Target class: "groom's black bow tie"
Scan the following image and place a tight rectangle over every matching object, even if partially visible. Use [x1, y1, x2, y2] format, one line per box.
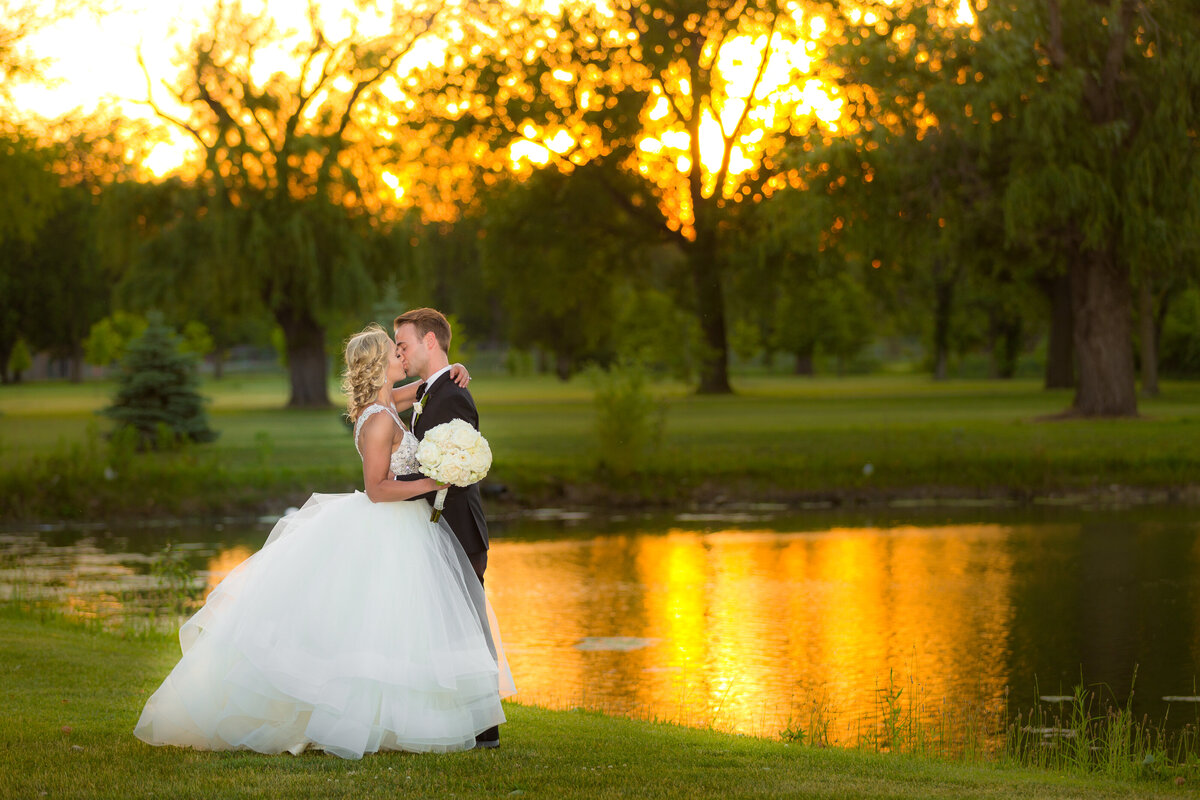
[415, 382, 428, 401]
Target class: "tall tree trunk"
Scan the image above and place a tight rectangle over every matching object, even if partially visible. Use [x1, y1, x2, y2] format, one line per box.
[67, 353, 83, 383]
[1069, 250, 1137, 416]
[212, 350, 226, 380]
[276, 307, 330, 408]
[0, 335, 12, 384]
[794, 345, 815, 376]
[991, 315, 1021, 379]
[554, 352, 572, 381]
[689, 234, 732, 394]
[1138, 275, 1159, 397]
[1153, 287, 1173, 374]
[1042, 272, 1075, 389]
[932, 274, 953, 381]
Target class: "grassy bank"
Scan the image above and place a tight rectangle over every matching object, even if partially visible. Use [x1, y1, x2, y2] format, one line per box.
[2, 373, 1200, 521]
[0, 610, 1190, 799]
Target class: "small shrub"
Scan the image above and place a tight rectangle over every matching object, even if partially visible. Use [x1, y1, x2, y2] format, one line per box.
[589, 359, 666, 478]
[6, 338, 32, 381]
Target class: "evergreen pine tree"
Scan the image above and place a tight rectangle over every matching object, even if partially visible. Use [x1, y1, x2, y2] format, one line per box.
[102, 313, 218, 448]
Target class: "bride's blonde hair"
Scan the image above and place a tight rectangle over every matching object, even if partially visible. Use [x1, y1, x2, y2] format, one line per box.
[342, 324, 393, 422]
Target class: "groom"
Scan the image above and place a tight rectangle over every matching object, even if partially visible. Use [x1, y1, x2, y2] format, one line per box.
[392, 307, 500, 750]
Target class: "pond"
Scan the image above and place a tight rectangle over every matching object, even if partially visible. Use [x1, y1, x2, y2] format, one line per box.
[3, 505, 1199, 745]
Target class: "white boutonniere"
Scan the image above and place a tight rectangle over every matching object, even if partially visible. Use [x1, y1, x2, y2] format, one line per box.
[412, 399, 423, 417]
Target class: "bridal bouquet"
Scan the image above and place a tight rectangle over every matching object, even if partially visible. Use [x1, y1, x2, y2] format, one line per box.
[415, 419, 492, 522]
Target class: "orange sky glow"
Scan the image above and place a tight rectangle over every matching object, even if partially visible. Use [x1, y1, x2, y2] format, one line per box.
[11, 1, 974, 197]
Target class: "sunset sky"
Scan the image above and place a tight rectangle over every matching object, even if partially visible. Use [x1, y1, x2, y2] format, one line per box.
[9, 1, 399, 174]
[9, 1, 899, 183]
[11, 3, 206, 171]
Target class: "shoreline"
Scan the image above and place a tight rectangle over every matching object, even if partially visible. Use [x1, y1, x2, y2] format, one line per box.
[4, 480, 1199, 529]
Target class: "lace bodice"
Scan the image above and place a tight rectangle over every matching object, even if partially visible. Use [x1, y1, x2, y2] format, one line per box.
[354, 404, 420, 475]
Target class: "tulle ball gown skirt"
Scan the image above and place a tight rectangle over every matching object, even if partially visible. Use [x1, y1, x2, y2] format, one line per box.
[134, 493, 515, 760]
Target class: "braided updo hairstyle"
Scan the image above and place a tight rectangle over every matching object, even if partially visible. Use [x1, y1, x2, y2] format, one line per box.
[342, 324, 393, 423]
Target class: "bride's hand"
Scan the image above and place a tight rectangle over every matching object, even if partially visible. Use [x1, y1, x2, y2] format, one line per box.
[449, 363, 471, 388]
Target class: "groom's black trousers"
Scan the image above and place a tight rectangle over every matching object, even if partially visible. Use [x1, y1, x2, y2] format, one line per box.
[468, 550, 488, 584]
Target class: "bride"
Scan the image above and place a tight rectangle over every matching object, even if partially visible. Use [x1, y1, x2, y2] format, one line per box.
[134, 324, 515, 759]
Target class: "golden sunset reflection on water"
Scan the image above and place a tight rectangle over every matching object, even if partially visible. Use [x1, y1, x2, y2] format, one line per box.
[474, 524, 1016, 741]
[203, 545, 255, 599]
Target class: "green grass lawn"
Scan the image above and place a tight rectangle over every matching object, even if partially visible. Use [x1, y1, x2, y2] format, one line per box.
[0, 611, 1189, 800]
[2, 372, 1199, 520]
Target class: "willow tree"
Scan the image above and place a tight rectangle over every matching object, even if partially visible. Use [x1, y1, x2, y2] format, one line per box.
[974, 0, 1200, 415]
[141, 1, 444, 407]
[0, 130, 56, 379]
[413, 0, 841, 393]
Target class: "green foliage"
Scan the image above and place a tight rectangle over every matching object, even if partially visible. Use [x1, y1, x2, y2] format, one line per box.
[612, 285, 703, 381]
[178, 320, 214, 360]
[0, 128, 58, 247]
[772, 270, 874, 374]
[589, 360, 666, 479]
[0, 141, 99, 380]
[5, 337, 30, 379]
[83, 311, 148, 367]
[1, 114, 151, 380]
[100, 313, 218, 449]
[1159, 288, 1200, 377]
[1004, 673, 1194, 779]
[730, 191, 875, 373]
[480, 167, 634, 379]
[442, 311, 473, 366]
[148, 542, 202, 618]
[503, 348, 535, 376]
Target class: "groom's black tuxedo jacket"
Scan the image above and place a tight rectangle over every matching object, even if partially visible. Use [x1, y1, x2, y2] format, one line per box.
[398, 376, 489, 556]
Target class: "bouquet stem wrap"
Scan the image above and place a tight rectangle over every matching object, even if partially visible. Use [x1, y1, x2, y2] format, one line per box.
[431, 487, 449, 522]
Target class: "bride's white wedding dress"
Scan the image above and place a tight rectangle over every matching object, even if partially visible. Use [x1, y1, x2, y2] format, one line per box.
[134, 404, 515, 759]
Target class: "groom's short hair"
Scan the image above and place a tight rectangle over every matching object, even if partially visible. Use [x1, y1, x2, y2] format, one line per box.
[394, 308, 451, 353]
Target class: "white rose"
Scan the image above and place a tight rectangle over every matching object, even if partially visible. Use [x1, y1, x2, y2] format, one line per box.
[440, 464, 465, 484]
[417, 440, 443, 469]
[466, 444, 491, 476]
[451, 425, 480, 449]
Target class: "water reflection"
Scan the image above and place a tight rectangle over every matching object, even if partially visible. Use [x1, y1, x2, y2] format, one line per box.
[204, 545, 254, 597]
[487, 525, 1018, 740]
[4, 513, 1199, 742]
